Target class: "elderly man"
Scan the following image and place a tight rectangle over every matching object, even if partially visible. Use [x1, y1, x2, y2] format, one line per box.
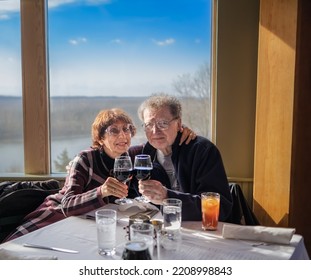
[132, 93, 232, 221]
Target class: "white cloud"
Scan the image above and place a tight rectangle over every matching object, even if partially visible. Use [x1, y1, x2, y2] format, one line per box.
[152, 38, 175, 46]
[48, 0, 111, 8]
[110, 38, 123, 44]
[0, 0, 19, 20]
[48, 0, 76, 8]
[68, 37, 87, 45]
[0, 14, 9, 20]
[85, 0, 111, 5]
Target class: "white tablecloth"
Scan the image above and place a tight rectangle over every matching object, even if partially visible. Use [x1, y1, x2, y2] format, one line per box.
[0, 204, 309, 260]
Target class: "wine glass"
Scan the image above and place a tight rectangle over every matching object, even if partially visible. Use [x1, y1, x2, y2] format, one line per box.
[113, 155, 133, 205]
[134, 154, 153, 203]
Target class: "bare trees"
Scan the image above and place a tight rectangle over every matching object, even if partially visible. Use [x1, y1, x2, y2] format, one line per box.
[172, 62, 211, 139]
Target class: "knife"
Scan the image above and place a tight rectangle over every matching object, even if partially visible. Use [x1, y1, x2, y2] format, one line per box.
[23, 243, 79, 254]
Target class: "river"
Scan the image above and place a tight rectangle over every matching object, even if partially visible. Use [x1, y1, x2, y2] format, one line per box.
[0, 134, 146, 173]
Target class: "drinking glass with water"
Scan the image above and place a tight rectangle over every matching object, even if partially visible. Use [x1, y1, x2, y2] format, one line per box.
[161, 198, 182, 250]
[95, 209, 117, 256]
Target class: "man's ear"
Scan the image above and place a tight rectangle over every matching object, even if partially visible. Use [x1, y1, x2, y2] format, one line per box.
[177, 118, 182, 131]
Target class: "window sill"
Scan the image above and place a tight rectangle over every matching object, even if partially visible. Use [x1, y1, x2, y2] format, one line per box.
[0, 173, 66, 182]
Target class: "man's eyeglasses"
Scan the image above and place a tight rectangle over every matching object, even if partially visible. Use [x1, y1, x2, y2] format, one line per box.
[142, 117, 178, 132]
[105, 124, 134, 136]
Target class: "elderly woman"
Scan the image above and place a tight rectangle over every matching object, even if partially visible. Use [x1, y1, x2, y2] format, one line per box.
[135, 94, 233, 221]
[4, 108, 194, 241]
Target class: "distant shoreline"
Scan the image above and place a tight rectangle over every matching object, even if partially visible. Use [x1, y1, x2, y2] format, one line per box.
[0, 95, 149, 99]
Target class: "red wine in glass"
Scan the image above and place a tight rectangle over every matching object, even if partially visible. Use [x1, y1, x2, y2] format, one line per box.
[135, 166, 152, 181]
[113, 155, 133, 205]
[114, 169, 132, 183]
[134, 154, 153, 203]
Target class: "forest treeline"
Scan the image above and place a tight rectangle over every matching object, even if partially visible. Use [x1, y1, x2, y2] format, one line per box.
[0, 96, 145, 141]
[0, 94, 210, 142]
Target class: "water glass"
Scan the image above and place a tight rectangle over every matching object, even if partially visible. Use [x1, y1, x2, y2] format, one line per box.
[95, 209, 117, 256]
[161, 198, 182, 250]
[129, 222, 154, 258]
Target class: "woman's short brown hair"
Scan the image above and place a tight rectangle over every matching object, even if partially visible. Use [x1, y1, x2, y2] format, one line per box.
[91, 108, 136, 149]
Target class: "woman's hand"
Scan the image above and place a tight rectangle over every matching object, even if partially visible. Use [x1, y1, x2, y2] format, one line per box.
[100, 177, 128, 198]
[179, 125, 196, 145]
[138, 179, 168, 205]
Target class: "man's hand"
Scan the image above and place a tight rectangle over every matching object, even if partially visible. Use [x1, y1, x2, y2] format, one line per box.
[138, 179, 168, 205]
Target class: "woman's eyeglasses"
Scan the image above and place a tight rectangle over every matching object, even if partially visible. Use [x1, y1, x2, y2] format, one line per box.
[105, 124, 134, 136]
[142, 117, 178, 132]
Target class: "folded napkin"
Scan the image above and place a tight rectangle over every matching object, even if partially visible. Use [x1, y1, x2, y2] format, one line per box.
[0, 248, 58, 260]
[118, 199, 158, 212]
[222, 224, 296, 245]
[85, 202, 159, 221]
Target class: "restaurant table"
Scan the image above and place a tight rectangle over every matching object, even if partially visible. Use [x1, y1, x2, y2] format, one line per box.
[0, 203, 309, 260]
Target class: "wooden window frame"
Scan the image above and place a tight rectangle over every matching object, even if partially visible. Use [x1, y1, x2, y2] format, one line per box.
[18, 0, 258, 182]
[21, 0, 50, 174]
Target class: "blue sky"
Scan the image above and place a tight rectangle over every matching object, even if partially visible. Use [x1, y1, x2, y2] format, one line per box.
[0, 0, 211, 96]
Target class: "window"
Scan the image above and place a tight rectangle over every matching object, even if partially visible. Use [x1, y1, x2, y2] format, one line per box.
[0, 0, 212, 174]
[48, 0, 212, 172]
[0, 0, 23, 173]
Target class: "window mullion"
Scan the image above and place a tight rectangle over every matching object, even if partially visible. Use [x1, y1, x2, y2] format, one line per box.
[21, 0, 50, 174]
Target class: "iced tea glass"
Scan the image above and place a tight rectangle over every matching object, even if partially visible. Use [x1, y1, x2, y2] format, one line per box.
[201, 192, 220, 231]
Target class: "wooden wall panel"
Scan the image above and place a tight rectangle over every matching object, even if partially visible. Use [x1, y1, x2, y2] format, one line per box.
[254, 0, 311, 254]
[254, 0, 297, 226]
